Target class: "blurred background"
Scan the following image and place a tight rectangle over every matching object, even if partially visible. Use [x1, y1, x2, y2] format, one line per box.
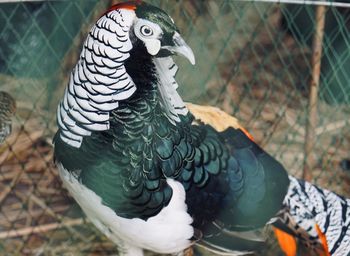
[0, 0, 349, 255]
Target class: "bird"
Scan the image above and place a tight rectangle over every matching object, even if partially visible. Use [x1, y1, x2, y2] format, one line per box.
[53, 1, 350, 255]
[0, 91, 16, 145]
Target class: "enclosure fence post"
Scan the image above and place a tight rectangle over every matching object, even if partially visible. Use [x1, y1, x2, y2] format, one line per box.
[303, 5, 327, 181]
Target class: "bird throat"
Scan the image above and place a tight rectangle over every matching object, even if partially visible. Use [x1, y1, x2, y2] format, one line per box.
[124, 40, 188, 125]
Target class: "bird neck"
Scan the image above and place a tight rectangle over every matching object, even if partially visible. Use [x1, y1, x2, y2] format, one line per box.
[119, 40, 188, 126]
[110, 42, 178, 135]
[125, 41, 159, 101]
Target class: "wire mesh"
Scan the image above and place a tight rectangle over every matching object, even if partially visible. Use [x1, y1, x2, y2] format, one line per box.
[0, 0, 349, 255]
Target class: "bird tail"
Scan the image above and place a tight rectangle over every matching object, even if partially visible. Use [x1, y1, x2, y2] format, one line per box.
[272, 176, 350, 256]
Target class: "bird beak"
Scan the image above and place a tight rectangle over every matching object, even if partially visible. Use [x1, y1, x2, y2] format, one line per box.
[161, 32, 196, 65]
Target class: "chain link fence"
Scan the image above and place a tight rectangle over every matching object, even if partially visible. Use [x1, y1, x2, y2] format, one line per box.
[0, 0, 349, 255]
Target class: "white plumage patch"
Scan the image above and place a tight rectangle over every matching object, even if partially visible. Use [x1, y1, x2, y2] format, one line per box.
[133, 19, 163, 56]
[57, 163, 194, 255]
[153, 57, 188, 125]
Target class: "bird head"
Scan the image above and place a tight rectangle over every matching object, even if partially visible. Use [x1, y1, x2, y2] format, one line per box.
[56, 1, 194, 148]
[108, 1, 195, 64]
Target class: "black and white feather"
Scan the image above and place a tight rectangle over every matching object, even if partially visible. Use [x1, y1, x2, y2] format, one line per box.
[279, 176, 350, 255]
[0, 91, 16, 144]
[57, 9, 137, 148]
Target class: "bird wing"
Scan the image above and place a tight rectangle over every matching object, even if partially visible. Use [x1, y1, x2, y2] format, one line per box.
[184, 103, 290, 253]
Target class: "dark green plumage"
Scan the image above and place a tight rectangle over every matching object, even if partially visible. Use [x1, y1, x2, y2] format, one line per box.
[54, 11, 290, 251]
[55, 41, 289, 222]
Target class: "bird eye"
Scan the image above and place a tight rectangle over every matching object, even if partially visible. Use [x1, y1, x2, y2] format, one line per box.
[140, 25, 153, 36]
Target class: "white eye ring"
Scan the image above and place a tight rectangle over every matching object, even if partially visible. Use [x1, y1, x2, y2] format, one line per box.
[140, 25, 153, 37]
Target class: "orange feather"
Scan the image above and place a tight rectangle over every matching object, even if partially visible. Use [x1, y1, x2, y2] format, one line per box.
[186, 103, 255, 141]
[273, 227, 297, 256]
[315, 224, 330, 256]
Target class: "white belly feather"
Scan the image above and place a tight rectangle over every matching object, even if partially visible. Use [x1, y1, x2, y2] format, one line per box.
[57, 163, 194, 255]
